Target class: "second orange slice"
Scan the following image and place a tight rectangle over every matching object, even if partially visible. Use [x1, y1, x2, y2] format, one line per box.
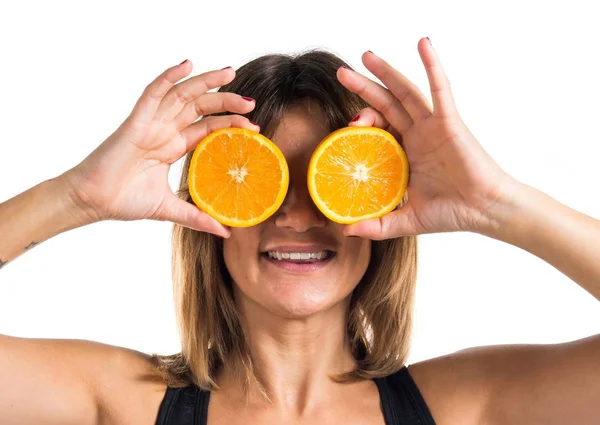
[307, 127, 409, 224]
[188, 128, 289, 227]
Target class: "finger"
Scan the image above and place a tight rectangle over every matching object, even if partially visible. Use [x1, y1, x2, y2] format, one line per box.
[337, 66, 413, 134]
[361, 51, 433, 121]
[175, 92, 256, 130]
[343, 204, 420, 240]
[348, 107, 402, 141]
[130, 59, 193, 124]
[182, 115, 260, 153]
[418, 37, 457, 118]
[156, 66, 236, 120]
[158, 192, 231, 238]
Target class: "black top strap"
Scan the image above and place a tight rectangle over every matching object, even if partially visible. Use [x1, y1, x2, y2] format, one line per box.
[155, 384, 209, 425]
[374, 366, 437, 425]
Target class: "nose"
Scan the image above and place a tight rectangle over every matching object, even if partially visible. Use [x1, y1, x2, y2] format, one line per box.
[274, 180, 327, 232]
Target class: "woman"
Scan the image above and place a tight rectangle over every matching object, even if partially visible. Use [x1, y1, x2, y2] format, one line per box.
[0, 37, 598, 425]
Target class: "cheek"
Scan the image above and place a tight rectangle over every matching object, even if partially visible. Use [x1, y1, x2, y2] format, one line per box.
[223, 230, 260, 285]
[344, 239, 371, 278]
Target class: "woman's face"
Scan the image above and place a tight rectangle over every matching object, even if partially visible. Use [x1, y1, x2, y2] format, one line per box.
[223, 101, 371, 319]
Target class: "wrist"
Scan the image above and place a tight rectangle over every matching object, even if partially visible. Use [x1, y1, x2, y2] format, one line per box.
[475, 176, 531, 243]
[54, 170, 103, 227]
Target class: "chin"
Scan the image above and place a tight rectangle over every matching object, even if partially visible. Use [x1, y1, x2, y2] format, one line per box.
[247, 275, 353, 320]
[270, 287, 342, 319]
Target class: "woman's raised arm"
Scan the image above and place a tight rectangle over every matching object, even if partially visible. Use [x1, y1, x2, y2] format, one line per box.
[0, 59, 258, 425]
[1, 60, 260, 270]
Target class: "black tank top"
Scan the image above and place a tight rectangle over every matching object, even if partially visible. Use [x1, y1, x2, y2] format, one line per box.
[155, 366, 436, 425]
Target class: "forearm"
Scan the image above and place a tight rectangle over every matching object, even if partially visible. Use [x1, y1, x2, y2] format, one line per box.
[0, 174, 96, 269]
[482, 181, 600, 301]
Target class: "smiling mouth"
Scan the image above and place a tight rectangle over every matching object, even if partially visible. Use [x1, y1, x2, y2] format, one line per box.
[264, 250, 335, 262]
[260, 250, 337, 270]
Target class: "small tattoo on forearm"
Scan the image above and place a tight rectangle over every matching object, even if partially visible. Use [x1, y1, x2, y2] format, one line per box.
[0, 259, 6, 269]
[25, 241, 38, 251]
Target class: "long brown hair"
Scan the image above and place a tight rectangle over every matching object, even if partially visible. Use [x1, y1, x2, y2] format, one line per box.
[150, 49, 418, 391]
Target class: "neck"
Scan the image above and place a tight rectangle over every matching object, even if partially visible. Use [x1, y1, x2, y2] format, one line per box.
[217, 294, 358, 412]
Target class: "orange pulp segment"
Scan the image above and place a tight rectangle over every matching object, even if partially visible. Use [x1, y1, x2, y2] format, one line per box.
[188, 128, 289, 227]
[307, 126, 409, 224]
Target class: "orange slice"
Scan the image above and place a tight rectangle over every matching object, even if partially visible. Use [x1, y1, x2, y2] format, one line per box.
[307, 127, 409, 224]
[188, 128, 289, 227]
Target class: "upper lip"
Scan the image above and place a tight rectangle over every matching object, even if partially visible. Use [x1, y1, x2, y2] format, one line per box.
[262, 244, 336, 253]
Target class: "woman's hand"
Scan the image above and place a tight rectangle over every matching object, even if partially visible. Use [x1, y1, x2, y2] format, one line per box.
[337, 38, 520, 240]
[61, 60, 259, 238]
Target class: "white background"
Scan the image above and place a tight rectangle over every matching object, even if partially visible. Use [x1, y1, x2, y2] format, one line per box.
[0, 0, 598, 364]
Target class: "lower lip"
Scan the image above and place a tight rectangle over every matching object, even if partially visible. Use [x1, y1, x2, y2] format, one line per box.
[261, 253, 336, 273]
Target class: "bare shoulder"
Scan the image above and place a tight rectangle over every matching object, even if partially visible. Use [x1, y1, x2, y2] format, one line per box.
[86, 340, 169, 425]
[0, 334, 167, 425]
[407, 346, 496, 425]
[56, 337, 169, 425]
[407, 335, 600, 425]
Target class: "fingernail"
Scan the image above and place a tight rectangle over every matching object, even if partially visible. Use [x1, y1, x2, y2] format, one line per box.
[250, 120, 260, 127]
[179, 59, 188, 65]
[367, 50, 374, 54]
[426, 37, 432, 46]
[242, 96, 255, 102]
[221, 66, 232, 70]
[341, 65, 349, 70]
[350, 114, 360, 123]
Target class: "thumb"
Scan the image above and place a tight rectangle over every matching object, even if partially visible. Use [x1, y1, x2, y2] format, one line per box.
[157, 192, 231, 238]
[343, 217, 385, 239]
[343, 205, 417, 240]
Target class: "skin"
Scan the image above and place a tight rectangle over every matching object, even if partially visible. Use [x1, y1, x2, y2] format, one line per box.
[0, 38, 599, 425]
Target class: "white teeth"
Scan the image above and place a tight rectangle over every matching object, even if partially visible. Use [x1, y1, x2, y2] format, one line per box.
[266, 251, 330, 261]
